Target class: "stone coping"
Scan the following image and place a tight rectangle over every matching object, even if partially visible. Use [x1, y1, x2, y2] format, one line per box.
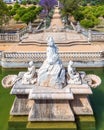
[67, 84, 92, 94]
[29, 86, 74, 100]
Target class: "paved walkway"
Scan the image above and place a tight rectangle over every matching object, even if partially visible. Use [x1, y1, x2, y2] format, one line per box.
[0, 42, 104, 52]
[22, 7, 88, 44]
[22, 31, 88, 44]
[50, 7, 64, 28]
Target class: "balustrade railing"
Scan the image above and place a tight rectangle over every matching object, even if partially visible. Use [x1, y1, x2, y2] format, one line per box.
[0, 33, 19, 42]
[75, 22, 104, 41]
[2, 51, 103, 62]
[0, 27, 28, 42]
[19, 27, 28, 38]
[91, 33, 104, 42]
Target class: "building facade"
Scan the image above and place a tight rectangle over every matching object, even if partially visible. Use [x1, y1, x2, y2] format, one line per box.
[4, 0, 22, 3]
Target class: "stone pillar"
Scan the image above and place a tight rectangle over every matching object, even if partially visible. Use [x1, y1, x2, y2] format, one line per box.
[5, 33, 8, 41]
[88, 29, 92, 43]
[76, 22, 81, 33]
[28, 22, 32, 33]
[16, 30, 20, 42]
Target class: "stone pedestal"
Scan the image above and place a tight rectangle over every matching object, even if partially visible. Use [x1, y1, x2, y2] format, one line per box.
[71, 95, 93, 115]
[67, 84, 92, 94]
[28, 85, 74, 121]
[7, 37, 98, 130]
[29, 86, 73, 100]
[29, 100, 74, 121]
[10, 97, 31, 115]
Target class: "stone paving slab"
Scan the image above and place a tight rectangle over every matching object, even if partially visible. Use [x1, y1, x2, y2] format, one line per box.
[21, 32, 88, 44]
[0, 42, 103, 52]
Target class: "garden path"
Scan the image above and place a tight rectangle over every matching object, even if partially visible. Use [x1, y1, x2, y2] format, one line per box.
[50, 7, 64, 28]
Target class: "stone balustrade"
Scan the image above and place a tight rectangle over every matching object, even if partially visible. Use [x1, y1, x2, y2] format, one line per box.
[75, 22, 104, 42]
[2, 51, 103, 62]
[0, 27, 28, 42]
[90, 33, 104, 42]
[19, 27, 28, 38]
[0, 51, 2, 59]
[0, 33, 19, 42]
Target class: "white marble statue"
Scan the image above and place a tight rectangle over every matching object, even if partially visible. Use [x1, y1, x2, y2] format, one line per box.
[67, 61, 81, 84]
[46, 36, 59, 64]
[37, 37, 65, 89]
[22, 61, 37, 84]
[76, 21, 81, 33]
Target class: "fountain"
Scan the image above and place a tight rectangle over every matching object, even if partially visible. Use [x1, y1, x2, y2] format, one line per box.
[2, 37, 101, 130]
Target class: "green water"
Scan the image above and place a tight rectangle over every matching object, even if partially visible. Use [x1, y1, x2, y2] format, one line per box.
[0, 67, 104, 130]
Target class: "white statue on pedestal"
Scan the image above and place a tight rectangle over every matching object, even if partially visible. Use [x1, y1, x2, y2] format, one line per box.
[37, 37, 65, 89]
[22, 61, 37, 84]
[67, 61, 81, 84]
[76, 21, 81, 33]
[46, 36, 59, 64]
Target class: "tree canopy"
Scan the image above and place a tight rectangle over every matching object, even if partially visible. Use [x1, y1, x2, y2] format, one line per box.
[11, 4, 42, 24]
[21, 0, 40, 5]
[21, 10, 36, 24]
[59, 0, 82, 16]
[0, 0, 10, 27]
[39, 0, 57, 12]
[73, 5, 104, 28]
[59, 0, 104, 28]
[82, 0, 104, 6]
[59, 0, 82, 24]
